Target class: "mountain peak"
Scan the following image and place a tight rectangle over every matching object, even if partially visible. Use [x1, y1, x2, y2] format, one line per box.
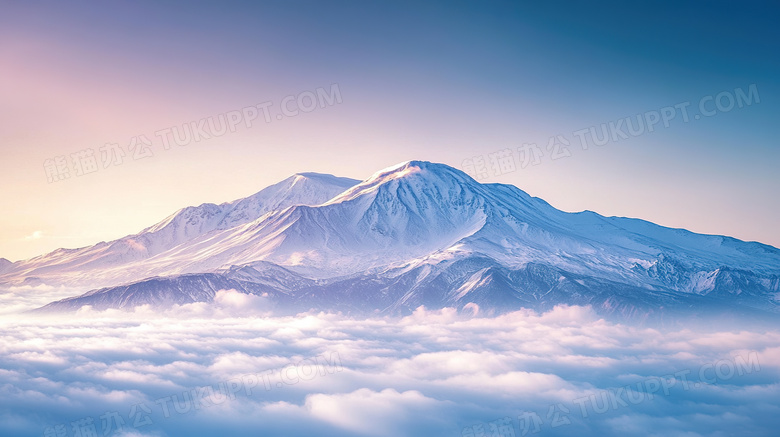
[215, 171, 359, 229]
[373, 160, 453, 177]
[325, 160, 478, 205]
[380, 159, 428, 170]
[1, 171, 362, 287]
[0, 258, 12, 274]
[288, 171, 360, 186]
[368, 160, 427, 182]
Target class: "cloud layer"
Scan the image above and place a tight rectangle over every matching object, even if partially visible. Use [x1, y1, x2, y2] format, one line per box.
[1, 301, 779, 437]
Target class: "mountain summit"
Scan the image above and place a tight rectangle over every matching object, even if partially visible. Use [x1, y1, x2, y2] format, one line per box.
[2, 172, 359, 287]
[6, 160, 779, 318]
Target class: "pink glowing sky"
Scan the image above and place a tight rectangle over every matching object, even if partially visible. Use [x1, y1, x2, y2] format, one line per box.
[1, 2, 778, 261]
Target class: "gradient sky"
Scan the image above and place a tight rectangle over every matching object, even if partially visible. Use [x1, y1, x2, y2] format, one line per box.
[1, 0, 778, 261]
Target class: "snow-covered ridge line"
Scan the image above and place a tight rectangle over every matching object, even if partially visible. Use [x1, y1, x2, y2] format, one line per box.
[5, 160, 780, 318]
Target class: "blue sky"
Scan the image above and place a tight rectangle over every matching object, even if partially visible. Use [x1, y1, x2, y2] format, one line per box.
[1, 0, 778, 260]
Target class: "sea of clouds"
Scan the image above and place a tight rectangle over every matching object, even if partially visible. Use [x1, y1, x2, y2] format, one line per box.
[1, 288, 779, 437]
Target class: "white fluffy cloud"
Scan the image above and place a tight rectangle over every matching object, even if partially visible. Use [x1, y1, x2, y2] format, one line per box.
[0, 305, 778, 436]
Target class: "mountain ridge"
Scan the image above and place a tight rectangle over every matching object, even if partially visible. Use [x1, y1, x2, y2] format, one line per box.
[1, 172, 360, 287]
[6, 160, 780, 318]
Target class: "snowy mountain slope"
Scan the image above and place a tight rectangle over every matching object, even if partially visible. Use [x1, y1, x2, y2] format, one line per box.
[200, 161, 494, 277]
[0, 173, 359, 287]
[12, 160, 780, 317]
[135, 172, 359, 252]
[0, 258, 12, 274]
[294, 257, 698, 318]
[33, 273, 291, 312]
[37, 256, 779, 319]
[34, 261, 318, 313]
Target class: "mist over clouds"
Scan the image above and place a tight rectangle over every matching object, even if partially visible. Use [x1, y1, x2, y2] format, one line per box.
[1, 302, 778, 437]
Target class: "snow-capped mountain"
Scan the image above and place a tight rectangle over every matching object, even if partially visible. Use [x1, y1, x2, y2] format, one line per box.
[1, 172, 358, 287]
[13, 160, 780, 318]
